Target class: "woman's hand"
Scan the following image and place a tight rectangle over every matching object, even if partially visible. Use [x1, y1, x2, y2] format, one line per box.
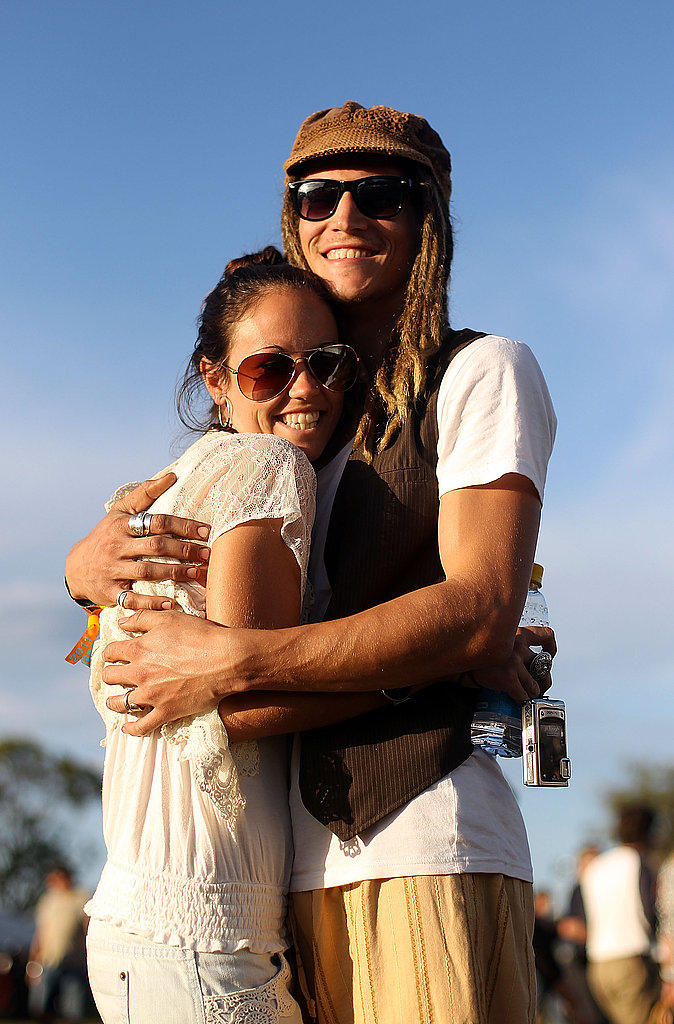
[64, 475, 211, 608]
[465, 625, 557, 702]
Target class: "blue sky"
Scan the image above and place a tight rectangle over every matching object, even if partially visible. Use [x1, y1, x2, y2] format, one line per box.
[1, 0, 673, 903]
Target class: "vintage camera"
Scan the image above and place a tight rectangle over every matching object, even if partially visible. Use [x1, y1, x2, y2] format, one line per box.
[521, 698, 571, 787]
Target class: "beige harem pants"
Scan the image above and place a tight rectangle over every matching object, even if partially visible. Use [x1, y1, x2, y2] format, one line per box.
[290, 873, 535, 1024]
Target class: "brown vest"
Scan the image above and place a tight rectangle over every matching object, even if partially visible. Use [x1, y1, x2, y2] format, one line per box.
[298, 329, 485, 841]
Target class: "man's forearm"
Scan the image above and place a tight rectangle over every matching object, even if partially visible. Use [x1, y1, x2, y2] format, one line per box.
[232, 577, 512, 697]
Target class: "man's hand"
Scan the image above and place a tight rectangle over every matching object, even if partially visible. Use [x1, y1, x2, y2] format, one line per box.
[466, 625, 557, 702]
[64, 475, 211, 608]
[103, 609, 236, 735]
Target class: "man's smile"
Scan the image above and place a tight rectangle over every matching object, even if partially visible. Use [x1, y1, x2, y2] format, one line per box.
[324, 247, 377, 260]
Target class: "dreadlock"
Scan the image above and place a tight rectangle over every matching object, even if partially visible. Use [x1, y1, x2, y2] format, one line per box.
[281, 171, 453, 461]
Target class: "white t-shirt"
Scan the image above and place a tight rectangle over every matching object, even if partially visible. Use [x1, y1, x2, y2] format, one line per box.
[86, 431, 316, 953]
[289, 335, 556, 892]
[34, 887, 89, 967]
[582, 846, 655, 961]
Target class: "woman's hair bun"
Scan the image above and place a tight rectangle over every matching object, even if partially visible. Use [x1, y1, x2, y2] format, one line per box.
[223, 246, 286, 277]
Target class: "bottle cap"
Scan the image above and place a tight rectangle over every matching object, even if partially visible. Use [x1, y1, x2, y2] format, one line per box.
[530, 562, 544, 589]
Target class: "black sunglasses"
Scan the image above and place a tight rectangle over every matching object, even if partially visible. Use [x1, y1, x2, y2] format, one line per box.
[288, 176, 416, 221]
[224, 344, 359, 402]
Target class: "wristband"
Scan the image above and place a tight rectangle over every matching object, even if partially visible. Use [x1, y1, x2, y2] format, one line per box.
[380, 686, 414, 705]
[65, 608, 101, 667]
[64, 576, 100, 613]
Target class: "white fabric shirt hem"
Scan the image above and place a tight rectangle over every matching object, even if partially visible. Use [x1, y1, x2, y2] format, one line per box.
[289, 748, 533, 892]
[85, 861, 288, 954]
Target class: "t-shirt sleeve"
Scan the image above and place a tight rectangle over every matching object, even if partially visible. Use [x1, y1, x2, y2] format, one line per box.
[192, 434, 316, 597]
[436, 336, 557, 501]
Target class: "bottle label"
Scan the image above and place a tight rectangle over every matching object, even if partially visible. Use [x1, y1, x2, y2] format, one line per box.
[475, 693, 520, 718]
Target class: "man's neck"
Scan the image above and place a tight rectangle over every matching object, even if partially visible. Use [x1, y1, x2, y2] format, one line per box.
[625, 841, 650, 855]
[313, 299, 402, 467]
[339, 301, 402, 374]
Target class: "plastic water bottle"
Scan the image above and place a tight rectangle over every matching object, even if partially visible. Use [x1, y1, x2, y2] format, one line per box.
[471, 563, 549, 757]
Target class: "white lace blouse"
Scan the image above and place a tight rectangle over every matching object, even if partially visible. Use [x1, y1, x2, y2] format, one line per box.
[85, 431, 316, 954]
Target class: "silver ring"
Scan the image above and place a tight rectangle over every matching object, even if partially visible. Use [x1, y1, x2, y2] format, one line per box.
[528, 651, 553, 682]
[128, 513, 144, 537]
[116, 589, 131, 608]
[123, 689, 143, 714]
[128, 512, 153, 537]
[140, 512, 153, 537]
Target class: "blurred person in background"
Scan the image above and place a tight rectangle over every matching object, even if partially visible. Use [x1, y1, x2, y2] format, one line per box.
[27, 866, 91, 1023]
[533, 889, 564, 1020]
[581, 806, 659, 1024]
[558, 845, 602, 952]
[557, 845, 609, 1023]
[656, 851, 674, 1012]
[534, 889, 601, 1024]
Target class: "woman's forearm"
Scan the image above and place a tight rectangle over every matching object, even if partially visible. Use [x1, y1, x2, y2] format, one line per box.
[224, 572, 520, 698]
[220, 690, 385, 741]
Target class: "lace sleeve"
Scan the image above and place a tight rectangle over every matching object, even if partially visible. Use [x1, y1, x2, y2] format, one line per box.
[103, 454, 183, 512]
[185, 433, 316, 596]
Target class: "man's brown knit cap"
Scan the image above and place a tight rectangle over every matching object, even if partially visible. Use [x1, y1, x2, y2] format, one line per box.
[284, 100, 452, 204]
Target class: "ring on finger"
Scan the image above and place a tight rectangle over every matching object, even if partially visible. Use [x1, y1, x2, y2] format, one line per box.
[528, 651, 553, 682]
[128, 513, 144, 537]
[128, 512, 153, 538]
[116, 589, 131, 608]
[123, 688, 144, 714]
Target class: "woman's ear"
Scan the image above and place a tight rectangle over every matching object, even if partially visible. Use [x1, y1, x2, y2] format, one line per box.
[200, 358, 226, 403]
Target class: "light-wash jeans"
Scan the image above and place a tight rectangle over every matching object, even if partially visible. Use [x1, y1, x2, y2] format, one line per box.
[86, 920, 303, 1024]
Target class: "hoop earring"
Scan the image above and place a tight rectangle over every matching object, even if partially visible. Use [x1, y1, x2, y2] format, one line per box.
[217, 397, 233, 431]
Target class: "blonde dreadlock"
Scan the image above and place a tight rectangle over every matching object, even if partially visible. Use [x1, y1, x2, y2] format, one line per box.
[281, 172, 453, 460]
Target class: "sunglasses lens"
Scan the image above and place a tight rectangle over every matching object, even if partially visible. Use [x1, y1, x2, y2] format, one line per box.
[235, 346, 359, 401]
[356, 178, 406, 218]
[308, 346, 359, 392]
[292, 178, 408, 220]
[294, 180, 341, 221]
[236, 353, 294, 401]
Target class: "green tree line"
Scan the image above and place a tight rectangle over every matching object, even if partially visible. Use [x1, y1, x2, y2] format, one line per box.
[0, 738, 101, 913]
